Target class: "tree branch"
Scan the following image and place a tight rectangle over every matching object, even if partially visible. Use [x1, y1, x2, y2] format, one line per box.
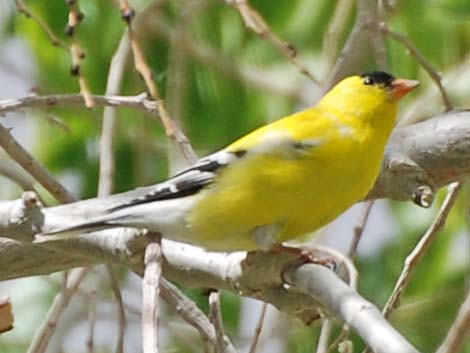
[382, 182, 462, 318]
[65, 0, 95, 108]
[380, 24, 453, 111]
[248, 302, 268, 353]
[224, 0, 319, 84]
[160, 278, 237, 352]
[1, 110, 469, 352]
[0, 124, 77, 203]
[0, 93, 157, 117]
[142, 7, 302, 100]
[367, 110, 470, 204]
[26, 268, 90, 353]
[325, 0, 381, 90]
[0, 156, 36, 191]
[208, 291, 234, 353]
[15, 0, 68, 50]
[435, 289, 470, 353]
[283, 264, 420, 353]
[98, 30, 131, 353]
[142, 238, 162, 353]
[98, 34, 130, 198]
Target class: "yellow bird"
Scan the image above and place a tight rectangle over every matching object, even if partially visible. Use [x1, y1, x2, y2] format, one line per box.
[39, 71, 419, 251]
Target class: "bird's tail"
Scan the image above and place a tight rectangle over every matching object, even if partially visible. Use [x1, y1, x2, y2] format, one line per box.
[34, 215, 131, 243]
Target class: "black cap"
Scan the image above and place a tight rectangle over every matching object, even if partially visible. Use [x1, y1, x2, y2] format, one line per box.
[360, 71, 395, 87]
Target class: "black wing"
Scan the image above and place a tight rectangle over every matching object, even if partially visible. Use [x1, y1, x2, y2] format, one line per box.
[107, 150, 244, 212]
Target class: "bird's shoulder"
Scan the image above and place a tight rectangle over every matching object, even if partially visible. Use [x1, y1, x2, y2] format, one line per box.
[226, 107, 344, 156]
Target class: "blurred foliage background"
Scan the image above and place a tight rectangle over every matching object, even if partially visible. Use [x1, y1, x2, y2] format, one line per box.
[0, 0, 469, 352]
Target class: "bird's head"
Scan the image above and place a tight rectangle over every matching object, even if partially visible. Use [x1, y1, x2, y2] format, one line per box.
[319, 71, 419, 125]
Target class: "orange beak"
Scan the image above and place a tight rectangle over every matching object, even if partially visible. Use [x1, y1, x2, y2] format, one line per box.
[389, 78, 420, 100]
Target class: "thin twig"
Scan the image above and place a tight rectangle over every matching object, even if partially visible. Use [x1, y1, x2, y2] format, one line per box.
[65, 0, 95, 107]
[0, 123, 77, 203]
[98, 34, 130, 197]
[127, 28, 159, 100]
[316, 319, 334, 353]
[142, 236, 162, 353]
[0, 92, 172, 136]
[42, 113, 71, 133]
[44, 275, 140, 317]
[86, 290, 97, 353]
[382, 182, 462, 319]
[95, 48, 129, 349]
[159, 280, 236, 353]
[369, 24, 388, 71]
[119, 0, 197, 163]
[348, 201, 375, 258]
[97, 34, 131, 353]
[325, 327, 351, 353]
[147, 11, 301, 100]
[165, 2, 202, 172]
[380, 24, 452, 111]
[208, 291, 230, 353]
[248, 303, 268, 353]
[0, 157, 36, 191]
[224, 0, 319, 84]
[0, 92, 152, 115]
[435, 289, 470, 353]
[27, 268, 90, 353]
[324, 0, 380, 90]
[366, 3, 388, 71]
[0, 92, 198, 166]
[107, 264, 127, 353]
[437, 181, 470, 353]
[15, 0, 68, 50]
[399, 59, 467, 126]
[321, 0, 354, 73]
[166, 0, 209, 125]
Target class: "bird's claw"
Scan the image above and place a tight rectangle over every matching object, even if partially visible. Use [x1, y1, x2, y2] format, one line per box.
[274, 244, 339, 285]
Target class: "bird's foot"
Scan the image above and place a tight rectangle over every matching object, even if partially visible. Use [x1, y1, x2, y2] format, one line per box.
[271, 244, 338, 272]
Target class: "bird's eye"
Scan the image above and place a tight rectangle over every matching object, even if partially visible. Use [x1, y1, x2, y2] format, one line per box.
[363, 76, 374, 85]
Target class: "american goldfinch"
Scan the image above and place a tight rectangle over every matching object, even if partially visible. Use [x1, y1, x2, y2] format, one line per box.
[39, 71, 419, 251]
